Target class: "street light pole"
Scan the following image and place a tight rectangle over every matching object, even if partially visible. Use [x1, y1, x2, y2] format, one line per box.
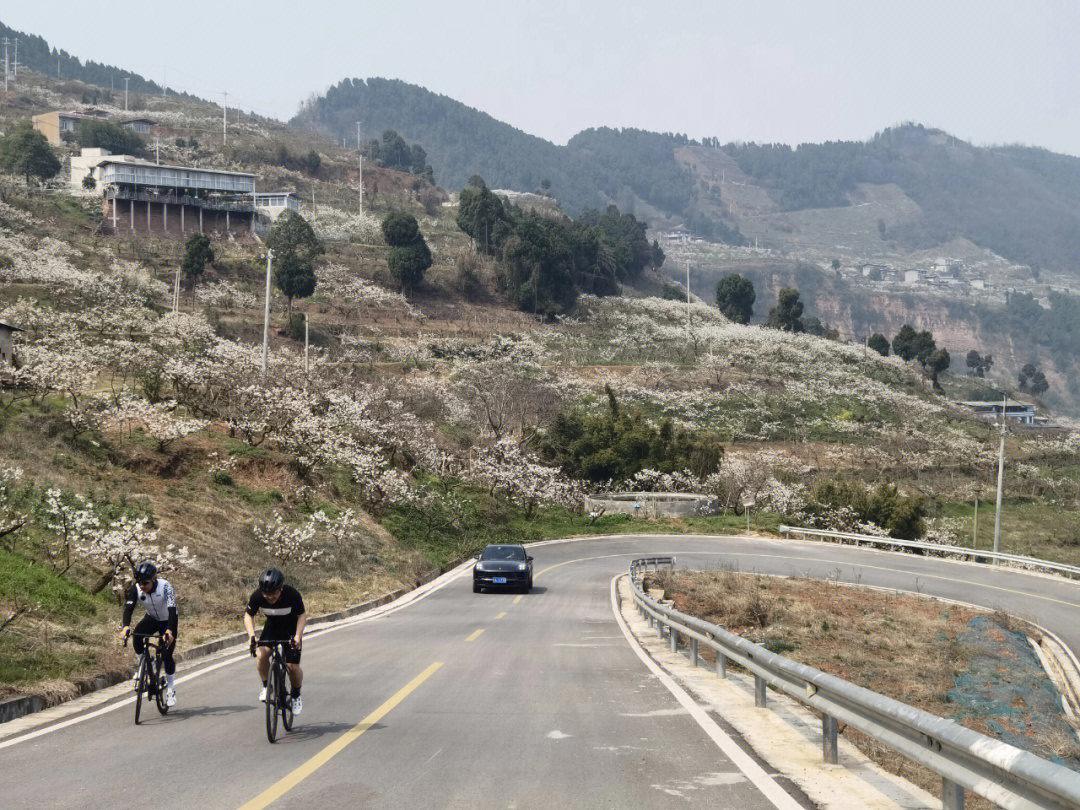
[992, 396, 1007, 561]
[261, 249, 273, 380]
[356, 121, 363, 218]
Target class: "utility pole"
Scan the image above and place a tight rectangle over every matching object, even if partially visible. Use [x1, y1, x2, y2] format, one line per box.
[304, 313, 310, 377]
[992, 396, 1007, 561]
[261, 249, 273, 380]
[222, 92, 228, 146]
[973, 498, 979, 550]
[124, 78, 129, 111]
[356, 121, 363, 217]
[3, 39, 8, 93]
[57, 57, 60, 79]
[154, 135, 160, 165]
[685, 261, 691, 329]
[12, 37, 16, 78]
[311, 187, 316, 219]
[172, 269, 180, 315]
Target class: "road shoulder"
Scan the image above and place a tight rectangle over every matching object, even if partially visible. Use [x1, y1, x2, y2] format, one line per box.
[613, 574, 938, 810]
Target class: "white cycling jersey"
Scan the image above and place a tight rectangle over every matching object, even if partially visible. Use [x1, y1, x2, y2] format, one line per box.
[125, 578, 176, 622]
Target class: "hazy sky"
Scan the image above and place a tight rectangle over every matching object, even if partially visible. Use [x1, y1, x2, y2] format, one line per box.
[5, 1, 1079, 153]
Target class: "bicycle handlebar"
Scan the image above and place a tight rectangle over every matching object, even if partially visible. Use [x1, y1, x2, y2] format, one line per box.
[123, 631, 168, 648]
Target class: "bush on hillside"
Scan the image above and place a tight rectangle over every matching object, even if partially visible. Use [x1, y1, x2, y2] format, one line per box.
[537, 386, 724, 484]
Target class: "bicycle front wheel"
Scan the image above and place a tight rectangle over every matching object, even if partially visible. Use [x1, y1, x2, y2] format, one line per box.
[134, 659, 148, 725]
[265, 664, 280, 743]
[154, 660, 169, 716]
[281, 671, 294, 732]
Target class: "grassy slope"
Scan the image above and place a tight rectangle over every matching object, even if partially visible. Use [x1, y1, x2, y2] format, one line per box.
[652, 568, 1080, 807]
[0, 67, 1076, 704]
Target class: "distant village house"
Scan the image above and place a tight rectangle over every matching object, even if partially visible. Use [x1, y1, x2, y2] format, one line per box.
[0, 320, 22, 368]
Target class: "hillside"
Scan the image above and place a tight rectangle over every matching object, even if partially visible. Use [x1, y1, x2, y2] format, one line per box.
[0, 21, 173, 99]
[0, 36, 1079, 709]
[292, 80, 1080, 279]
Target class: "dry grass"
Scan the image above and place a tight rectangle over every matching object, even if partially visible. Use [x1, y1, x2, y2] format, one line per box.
[647, 568, 1075, 810]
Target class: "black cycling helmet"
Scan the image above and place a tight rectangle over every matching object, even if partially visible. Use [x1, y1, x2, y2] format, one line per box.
[259, 568, 285, 592]
[134, 561, 157, 583]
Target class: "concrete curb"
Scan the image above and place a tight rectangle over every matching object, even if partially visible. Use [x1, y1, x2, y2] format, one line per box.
[0, 556, 468, 727]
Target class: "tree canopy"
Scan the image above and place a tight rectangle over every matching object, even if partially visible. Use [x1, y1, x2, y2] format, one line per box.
[382, 211, 432, 291]
[181, 233, 214, 282]
[868, 333, 890, 357]
[75, 120, 144, 154]
[0, 122, 61, 185]
[766, 288, 804, 332]
[267, 212, 323, 318]
[715, 274, 755, 324]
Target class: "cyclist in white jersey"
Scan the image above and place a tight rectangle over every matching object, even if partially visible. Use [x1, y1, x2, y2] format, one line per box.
[120, 561, 178, 707]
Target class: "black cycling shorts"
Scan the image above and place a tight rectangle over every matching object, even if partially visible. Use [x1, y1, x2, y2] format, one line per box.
[259, 626, 301, 664]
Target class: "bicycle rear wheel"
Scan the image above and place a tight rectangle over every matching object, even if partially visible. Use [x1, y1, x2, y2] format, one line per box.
[265, 663, 280, 743]
[134, 659, 148, 725]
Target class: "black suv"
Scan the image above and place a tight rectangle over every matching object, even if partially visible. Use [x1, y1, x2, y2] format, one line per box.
[473, 544, 533, 593]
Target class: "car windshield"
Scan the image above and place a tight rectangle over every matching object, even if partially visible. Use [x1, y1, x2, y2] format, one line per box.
[481, 545, 525, 561]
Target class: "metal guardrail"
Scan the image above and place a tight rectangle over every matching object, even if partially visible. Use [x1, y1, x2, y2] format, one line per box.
[628, 558, 1080, 810]
[779, 525, 1080, 580]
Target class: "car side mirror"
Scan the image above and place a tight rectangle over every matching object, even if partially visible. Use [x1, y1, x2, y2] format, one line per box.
[527, 556, 534, 562]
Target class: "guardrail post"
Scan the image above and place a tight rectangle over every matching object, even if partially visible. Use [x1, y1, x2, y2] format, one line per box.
[716, 653, 727, 678]
[689, 637, 698, 667]
[942, 778, 964, 810]
[754, 675, 767, 707]
[822, 714, 838, 764]
[670, 627, 679, 653]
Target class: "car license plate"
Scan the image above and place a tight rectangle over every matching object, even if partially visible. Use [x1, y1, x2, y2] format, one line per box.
[493, 577, 507, 584]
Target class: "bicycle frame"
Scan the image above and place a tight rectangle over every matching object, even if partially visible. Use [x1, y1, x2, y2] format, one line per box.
[126, 632, 170, 724]
[256, 639, 295, 742]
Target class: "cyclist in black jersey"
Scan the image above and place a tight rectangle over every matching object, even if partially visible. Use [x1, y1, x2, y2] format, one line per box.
[120, 561, 178, 707]
[244, 568, 307, 714]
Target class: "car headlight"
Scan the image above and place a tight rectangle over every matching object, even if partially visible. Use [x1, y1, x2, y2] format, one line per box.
[475, 562, 486, 572]
[518, 562, 528, 571]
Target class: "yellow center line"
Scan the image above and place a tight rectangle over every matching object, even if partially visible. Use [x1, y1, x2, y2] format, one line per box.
[237, 661, 442, 810]
[465, 628, 485, 642]
[512, 595, 523, 605]
[495, 611, 507, 619]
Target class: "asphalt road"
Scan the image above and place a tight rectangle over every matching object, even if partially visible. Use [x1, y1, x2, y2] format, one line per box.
[1, 533, 1077, 810]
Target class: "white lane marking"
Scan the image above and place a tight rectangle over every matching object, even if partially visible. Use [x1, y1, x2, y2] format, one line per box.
[609, 575, 803, 810]
[546, 730, 571, 739]
[0, 561, 474, 749]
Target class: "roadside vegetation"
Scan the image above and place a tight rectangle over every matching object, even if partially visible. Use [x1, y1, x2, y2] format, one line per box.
[647, 568, 1080, 806]
[0, 66, 1078, 707]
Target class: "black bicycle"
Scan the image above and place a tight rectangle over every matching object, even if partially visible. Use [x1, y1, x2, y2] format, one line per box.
[254, 639, 295, 743]
[125, 632, 170, 724]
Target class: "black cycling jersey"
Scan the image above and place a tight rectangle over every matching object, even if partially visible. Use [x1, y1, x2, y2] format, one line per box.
[246, 584, 306, 637]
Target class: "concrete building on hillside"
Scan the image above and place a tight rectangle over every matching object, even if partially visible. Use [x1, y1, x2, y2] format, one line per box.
[31, 109, 109, 145]
[955, 400, 1043, 426]
[253, 192, 299, 222]
[0, 320, 22, 367]
[70, 148, 296, 238]
[72, 148, 256, 236]
[122, 117, 154, 135]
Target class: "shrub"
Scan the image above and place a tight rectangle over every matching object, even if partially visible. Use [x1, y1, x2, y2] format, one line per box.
[538, 387, 723, 484]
